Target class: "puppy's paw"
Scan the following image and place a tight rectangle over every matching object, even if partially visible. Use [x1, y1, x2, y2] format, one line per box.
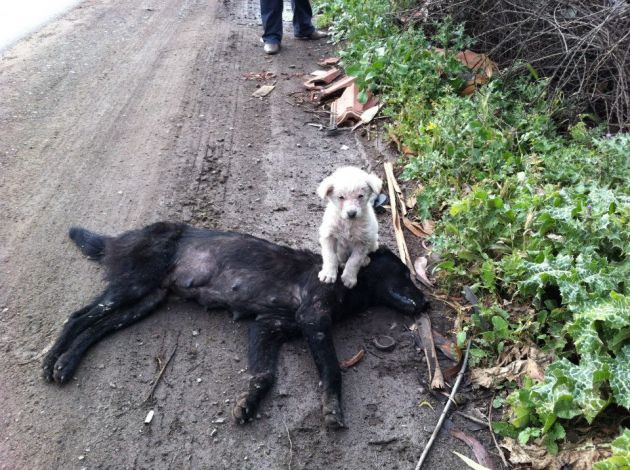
[360, 256, 371, 268]
[232, 393, 255, 424]
[318, 268, 337, 284]
[341, 271, 357, 289]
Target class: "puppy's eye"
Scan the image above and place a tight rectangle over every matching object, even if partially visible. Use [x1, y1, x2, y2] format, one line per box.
[339, 196, 345, 200]
[358, 194, 364, 199]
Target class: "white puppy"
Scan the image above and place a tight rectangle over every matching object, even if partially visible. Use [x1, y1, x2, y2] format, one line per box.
[317, 166, 383, 288]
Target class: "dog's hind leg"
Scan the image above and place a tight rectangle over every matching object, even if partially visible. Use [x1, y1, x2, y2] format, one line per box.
[297, 305, 344, 429]
[49, 288, 168, 384]
[43, 280, 165, 380]
[232, 321, 287, 424]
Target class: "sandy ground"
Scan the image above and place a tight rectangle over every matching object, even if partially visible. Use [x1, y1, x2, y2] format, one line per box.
[0, 0, 494, 468]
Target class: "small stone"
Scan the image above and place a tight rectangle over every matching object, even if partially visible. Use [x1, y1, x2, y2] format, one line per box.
[78, 455, 85, 460]
[192, 330, 199, 336]
[210, 428, 218, 437]
[196, 377, 202, 383]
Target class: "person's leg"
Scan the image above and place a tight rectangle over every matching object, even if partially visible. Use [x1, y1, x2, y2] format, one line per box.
[291, 0, 315, 38]
[260, 0, 283, 44]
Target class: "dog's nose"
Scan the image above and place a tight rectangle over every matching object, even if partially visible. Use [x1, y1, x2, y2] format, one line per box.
[347, 210, 357, 219]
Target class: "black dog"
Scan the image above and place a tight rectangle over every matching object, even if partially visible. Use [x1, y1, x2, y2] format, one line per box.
[43, 222, 428, 428]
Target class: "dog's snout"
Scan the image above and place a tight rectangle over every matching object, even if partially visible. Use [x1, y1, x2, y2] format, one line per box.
[347, 210, 357, 219]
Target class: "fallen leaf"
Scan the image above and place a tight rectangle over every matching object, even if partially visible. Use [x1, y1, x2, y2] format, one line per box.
[413, 256, 434, 288]
[417, 400, 435, 411]
[432, 329, 460, 362]
[452, 451, 493, 470]
[401, 144, 414, 155]
[450, 429, 496, 469]
[422, 219, 435, 235]
[252, 85, 275, 98]
[405, 194, 417, 209]
[500, 438, 611, 470]
[403, 217, 428, 238]
[339, 349, 365, 369]
[470, 359, 545, 388]
[360, 104, 382, 124]
[318, 57, 341, 67]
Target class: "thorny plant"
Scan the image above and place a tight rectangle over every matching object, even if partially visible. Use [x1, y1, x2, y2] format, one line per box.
[315, 0, 630, 459]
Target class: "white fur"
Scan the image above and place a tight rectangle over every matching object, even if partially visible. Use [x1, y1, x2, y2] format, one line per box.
[317, 166, 383, 288]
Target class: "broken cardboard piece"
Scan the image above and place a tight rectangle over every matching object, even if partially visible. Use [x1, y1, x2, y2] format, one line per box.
[318, 57, 341, 67]
[330, 83, 379, 126]
[310, 75, 355, 102]
[252, 84, 275, 98]
[303, 68, 342, 90]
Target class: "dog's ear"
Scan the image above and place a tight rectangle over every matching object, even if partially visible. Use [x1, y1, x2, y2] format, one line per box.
[366, 173, 383, 195]
[317, 176, 334, 199]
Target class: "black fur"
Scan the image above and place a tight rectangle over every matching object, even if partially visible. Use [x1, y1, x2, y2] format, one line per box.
[44, 222, 428, 428]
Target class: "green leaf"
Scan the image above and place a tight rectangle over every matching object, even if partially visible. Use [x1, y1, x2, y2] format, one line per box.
[610, 346, 630, 409]
[594, 429, 630, 470]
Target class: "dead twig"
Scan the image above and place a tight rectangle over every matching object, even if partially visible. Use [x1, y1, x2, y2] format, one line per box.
[283, 415, 294, 470]
[488, 395, 510, 468]
[415, 339, 472, 470]
[454, 410, 490, 427]
[143, 341, 179, 403]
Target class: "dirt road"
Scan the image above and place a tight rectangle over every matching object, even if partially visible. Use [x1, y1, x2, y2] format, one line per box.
[0, 0, 474, 468]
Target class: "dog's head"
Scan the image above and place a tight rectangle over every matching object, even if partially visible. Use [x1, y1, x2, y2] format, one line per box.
[317, 166, 382, 220]
[356, 247, 429, 315]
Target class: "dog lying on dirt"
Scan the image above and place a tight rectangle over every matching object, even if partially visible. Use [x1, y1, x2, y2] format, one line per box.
[317, 166, 383, 288]
[43, 222, 428, 428]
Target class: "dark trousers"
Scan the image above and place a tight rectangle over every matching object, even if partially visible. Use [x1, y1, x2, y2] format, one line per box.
[260, 0, 315, 44]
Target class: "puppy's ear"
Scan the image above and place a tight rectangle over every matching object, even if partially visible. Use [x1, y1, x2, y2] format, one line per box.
[317, 176, 334, 200]
[366, 173, 383, 195]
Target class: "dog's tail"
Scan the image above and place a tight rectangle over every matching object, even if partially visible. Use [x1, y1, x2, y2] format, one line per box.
[69, 227, 110, 261]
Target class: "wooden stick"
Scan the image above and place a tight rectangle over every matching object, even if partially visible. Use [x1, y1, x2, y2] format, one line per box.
[143, 343, 178, 403]
[415, 339, 472, 470]
[488, 396, 510, 468]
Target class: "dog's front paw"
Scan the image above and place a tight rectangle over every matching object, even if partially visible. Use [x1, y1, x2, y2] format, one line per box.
[341, 271, 357, 289]
[42, 352, 59, 382]
[360, 255, 371, 268]
[51, 352, 79, 384]
[318, 268, 337, 284]
[322, 396, 345, 429]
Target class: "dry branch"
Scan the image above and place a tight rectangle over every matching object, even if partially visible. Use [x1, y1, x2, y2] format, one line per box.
[416, 0, 630, 131]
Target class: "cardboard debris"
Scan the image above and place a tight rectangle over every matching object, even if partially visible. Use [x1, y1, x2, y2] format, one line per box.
[456, 50, 497, 96]
[330, 83, 379, 126]
[318, 57, 341, 67]
[303, 68, 342, 89]
[310, 75, 355, 101]
[252, 84, 275, 98]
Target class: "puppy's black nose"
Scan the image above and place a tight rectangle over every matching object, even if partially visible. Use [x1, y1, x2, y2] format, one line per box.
[347, 210, 357, 219]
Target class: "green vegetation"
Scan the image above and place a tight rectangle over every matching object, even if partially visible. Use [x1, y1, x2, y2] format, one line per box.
[315, 0, 630, 456]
